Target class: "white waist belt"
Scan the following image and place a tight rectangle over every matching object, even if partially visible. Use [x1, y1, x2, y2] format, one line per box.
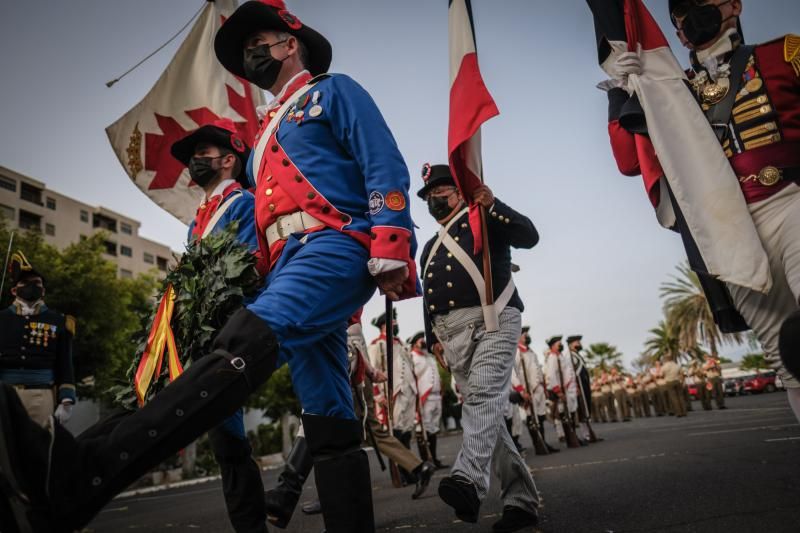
[265, 211, 324, 248]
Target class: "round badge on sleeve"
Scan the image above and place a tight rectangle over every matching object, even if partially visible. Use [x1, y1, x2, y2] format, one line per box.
[386, 191, 406, 211]
[369, 191, 385, 216]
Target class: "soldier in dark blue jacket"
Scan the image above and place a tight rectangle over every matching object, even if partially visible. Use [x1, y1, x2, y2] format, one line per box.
[0, 252, 75, 428]
[417, 164, 541, 533]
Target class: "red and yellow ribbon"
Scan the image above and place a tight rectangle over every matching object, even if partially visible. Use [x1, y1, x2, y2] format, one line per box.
[134, 284, 184, 405]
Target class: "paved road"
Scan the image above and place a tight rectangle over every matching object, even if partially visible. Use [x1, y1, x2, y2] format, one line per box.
[88, 393, 800, 532]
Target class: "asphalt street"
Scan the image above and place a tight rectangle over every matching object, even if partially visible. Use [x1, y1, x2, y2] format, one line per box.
[88, 392, 800, 533]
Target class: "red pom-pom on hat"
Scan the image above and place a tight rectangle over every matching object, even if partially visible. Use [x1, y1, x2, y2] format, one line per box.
[258, 0, 287, 9]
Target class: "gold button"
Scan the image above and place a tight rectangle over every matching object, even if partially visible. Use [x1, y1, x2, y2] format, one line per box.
[447, 282, 453, 288]
[427, 288, 433, 294]
[265, 188, 273, 196]
[307, 192, 316, 200]
[492, 211, 498, 217]
[294, 175, 303, 182]
[446, 265, 452, 271]
[447, 252, 452, 258]
[461, 223, 468, 228]
[449, 300, 455, 307]
[454, 236, 460, 242]
[427, 272, 433, 279]
[429, 305, 436, 311]
[504, 218, 510, 224]
[268, 204, 276, 212]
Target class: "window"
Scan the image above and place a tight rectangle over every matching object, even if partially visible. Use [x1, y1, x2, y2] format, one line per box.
[103, 240, 117, 256]
[80, 210, 89, 223]
[93, 213, 117, 232]
[45, 223, 55, 236]
[20, 183, 43, 205]
[120, 222, 133, 235]
[120, 245, 132, 257]
[119, 269, 133, 279]
[156, 256, 169, 272]
[46, 197, 56, 210]
[18, 210, 41, 231]
[0, 204, 13, 221]
[143, 252, 154, 264]
[0, 176, 15, 192]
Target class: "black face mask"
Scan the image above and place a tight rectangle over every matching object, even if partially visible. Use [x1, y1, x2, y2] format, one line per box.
[428, 195, 456, 221]
[681, 1, 733, 47]
[16, 284, 43, 302]
[188, 156, 221, 187]
[575, 343, 583, 352]
[243, 44, 284, 90]
[524, 335, 532, 347]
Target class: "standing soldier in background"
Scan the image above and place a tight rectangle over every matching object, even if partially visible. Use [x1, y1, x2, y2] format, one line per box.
[681, 367, 693, 413]
[516, 327, 557, 452]
[692, 360, 712, 411]
[610, 367, 631, 422]
[409, 331, 446, 469]
[704, 354, 727, 410]
[662, 355, 688, 418]
[645, 369, 663, 416]
[590, 380, 605, 423]
[545, 336, 583, 445]
[637, 374, 652, 418]
[369, 313, 418, 450]
[626, 374, 643, 419]
[600, 371, 616, 422]
[567, 335, 600, 443]
[654, 360, 671, 415]
[0, 252, 75, 428]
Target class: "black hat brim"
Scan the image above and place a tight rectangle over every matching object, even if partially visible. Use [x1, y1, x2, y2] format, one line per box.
[214, 1, 332, 79]
[170, 125, 252, 188]
[566, 335, 583, 344]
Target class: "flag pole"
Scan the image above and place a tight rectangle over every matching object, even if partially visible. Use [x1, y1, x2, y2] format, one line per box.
[0, 231, 16, 299]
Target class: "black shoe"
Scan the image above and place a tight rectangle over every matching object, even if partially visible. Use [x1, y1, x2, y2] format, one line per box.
[438, 475, 480, 523]
[578, 438, 589, 447]
[412, 461, 434, 499]
[546, 444, 560, 453]
[265, 436, 313, 528]
[301, 499, 322, 515]
[491, 505, 538, 533]
[780, 310, 800, 378]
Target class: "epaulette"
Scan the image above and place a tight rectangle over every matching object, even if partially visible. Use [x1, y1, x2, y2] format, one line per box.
[65, 314, 76, 336]
[308, 73, 332, 85]
[785, 34, 800, 76]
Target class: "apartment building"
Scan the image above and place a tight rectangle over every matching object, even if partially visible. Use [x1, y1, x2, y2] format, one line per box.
[0, 165, 176, 278]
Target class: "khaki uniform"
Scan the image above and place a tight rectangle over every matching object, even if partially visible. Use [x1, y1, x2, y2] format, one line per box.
[600, 374, 616, 422]
[692, 363, 712, 411]
[703, 357, 726, 409]
[591, 382, 605, 423]
[625, 377, 641, 418]
[637, 376, 652, 417]
[662, 360, 687, 417]
[610, 372, 630, 421]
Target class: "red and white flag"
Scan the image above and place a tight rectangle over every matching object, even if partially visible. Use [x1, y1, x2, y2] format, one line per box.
[588, 0, 770, 293]
[106, 0, 264, 224]
[448, 0, 498, 254]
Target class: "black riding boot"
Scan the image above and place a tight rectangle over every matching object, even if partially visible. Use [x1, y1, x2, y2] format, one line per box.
[780, 310, 800, 379]
[427, 432, 447, 469]
[0, 308, 279, 533]
[416, 433, 430, 462]
[303, 414, 374, 533]
[264, 435, 313, 529]
[209, 426, 267, 533]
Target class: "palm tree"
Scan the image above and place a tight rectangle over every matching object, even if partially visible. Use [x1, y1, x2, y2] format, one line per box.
[584, 342, 624, 372]
[643, 319, 680, 363]
[660, 262, 743, 358]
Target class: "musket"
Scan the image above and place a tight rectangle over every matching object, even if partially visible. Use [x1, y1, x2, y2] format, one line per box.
[517, 349, 549, 456]
[409, 353, 432, 461]
[555, 351, 581, 449]
[571, 351, 599, 443]
[384, 299, 403, 488]
[351, 340, 386, 472]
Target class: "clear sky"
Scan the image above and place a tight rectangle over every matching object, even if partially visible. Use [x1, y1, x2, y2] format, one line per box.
[1, 1, 797, 366]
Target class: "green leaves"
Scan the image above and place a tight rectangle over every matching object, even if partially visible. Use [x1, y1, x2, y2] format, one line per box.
[117, 222, 259, 408]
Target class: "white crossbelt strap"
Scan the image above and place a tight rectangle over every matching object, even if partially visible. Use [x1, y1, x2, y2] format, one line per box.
[251, 81, 319, 184]
[422, 207, 469, 277]
[265, 211, 324, 248]
[200, 190, 243, 239]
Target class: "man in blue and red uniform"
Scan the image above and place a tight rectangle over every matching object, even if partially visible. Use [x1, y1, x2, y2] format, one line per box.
[0, 2, 417, 532]
[171, 119, 266, 533]
[600, 0, 800, 420]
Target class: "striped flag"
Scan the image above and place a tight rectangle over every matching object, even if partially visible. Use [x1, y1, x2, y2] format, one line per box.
[587, 0, 771, 293]
[448, 0, 498, 254]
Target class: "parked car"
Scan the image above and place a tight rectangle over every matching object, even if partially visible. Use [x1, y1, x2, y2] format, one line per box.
[743, 372, 779, 394]
[723, 379, 743, 397]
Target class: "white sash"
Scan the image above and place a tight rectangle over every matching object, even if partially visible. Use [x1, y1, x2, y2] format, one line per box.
[422, 208, 469, 276]
[251, 81, 319, 186]
[200, 190, 243, 239]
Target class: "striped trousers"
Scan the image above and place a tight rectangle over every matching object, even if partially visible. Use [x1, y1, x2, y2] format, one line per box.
[433, 306, 539, 512]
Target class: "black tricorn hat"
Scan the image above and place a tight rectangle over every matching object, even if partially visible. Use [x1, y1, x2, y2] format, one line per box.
[416, 163, 456, 199]
[7, 251, 45, 286]
[546, 335, 563, 347]
[170, 118, 252, 188]
[410, 331, 425, 346]
[521, 325, 531, 334]
[566, 335, 583, 344]
[371, 308, 398, 330]
[214, 0, 332, 79]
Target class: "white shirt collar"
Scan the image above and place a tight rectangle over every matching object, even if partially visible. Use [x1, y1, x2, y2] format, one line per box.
[15, 298, 43, 316]
[695, 28, 739, 67]
[202, 178, 236, 205]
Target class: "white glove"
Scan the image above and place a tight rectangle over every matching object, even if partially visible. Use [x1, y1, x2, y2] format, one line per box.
[614, 51, 643, 80]
[54, 401, 73, 424]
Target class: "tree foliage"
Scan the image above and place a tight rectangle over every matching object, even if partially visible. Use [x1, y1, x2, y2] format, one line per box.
[643, 319, 680, 364]
[584, 342, 624, 372]
[0, 223, 158, 400]
[740, 353, 767, 371]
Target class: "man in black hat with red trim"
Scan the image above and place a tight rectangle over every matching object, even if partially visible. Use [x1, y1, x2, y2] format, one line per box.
[0, 252, 75, 429]
[0, 1, 417, 532]
[171, 119, 266, 533]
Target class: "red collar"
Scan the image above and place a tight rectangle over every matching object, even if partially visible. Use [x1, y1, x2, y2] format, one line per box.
[271, 71, 313, 109]
[518, 344, 528, 352]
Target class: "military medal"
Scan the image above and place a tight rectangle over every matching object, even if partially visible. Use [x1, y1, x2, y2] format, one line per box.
[701, 78, 729, 105]
[744, 77, 763, 94]
[309, 90, 322, 117]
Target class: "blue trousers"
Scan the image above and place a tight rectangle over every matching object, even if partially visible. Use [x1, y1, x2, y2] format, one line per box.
[247, 230, 376, 419]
